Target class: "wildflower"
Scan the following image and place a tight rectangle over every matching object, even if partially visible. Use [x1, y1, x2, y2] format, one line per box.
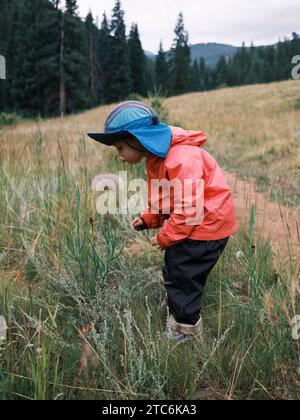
[25, 343, 34, 349]
[0, 316, 7, 342]
[236, 251, 244, 259]
[120, 354, 125, 367]
[20, 201, 29, 221]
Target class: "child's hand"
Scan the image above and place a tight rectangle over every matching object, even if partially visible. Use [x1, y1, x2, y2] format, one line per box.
[150, 235, 165, 251]
[132, 217, 146, 231]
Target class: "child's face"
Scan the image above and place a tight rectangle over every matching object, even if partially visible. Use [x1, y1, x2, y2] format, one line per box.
[114, 138, 147, 164]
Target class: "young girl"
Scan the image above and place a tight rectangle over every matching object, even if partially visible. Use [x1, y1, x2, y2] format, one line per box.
[88, 101, 238, 343]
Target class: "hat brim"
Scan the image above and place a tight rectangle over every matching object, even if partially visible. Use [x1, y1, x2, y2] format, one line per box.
[87, 130, 132, 146]
[87, 123, 172, 158]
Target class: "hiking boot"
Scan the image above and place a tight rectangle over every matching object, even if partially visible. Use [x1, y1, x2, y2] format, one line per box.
[165, 315, 203, 343]
[164, 328, 192, 343]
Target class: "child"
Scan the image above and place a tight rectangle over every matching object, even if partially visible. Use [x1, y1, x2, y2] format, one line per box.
[87, 101, 238, 343]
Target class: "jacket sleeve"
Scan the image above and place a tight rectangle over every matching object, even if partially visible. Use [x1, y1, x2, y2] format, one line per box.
[140, 203, 170, 229]
[140, 207, 161, 229]
[157, 147, 205, 248]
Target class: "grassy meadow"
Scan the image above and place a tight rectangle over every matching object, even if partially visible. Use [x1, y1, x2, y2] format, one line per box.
[0, 81, 299, 400]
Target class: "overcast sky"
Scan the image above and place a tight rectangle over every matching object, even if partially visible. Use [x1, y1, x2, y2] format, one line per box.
[77, 0, 300, 53]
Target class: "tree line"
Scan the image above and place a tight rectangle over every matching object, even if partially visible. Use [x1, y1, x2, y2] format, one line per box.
[0, 0, 299, 118]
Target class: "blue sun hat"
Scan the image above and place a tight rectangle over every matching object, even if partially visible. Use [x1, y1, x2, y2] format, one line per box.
[87, 101, 172, 158]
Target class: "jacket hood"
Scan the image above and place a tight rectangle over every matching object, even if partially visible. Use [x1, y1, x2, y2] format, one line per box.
[145, 126, 207, 163]
[169, 126, 207, 149]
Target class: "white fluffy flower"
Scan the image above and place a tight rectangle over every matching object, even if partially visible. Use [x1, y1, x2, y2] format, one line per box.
[236, 251, 244, 259]
[0, 316, 7, 342]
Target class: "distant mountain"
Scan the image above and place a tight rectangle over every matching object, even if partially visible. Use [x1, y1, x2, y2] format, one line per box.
[191, 43, 238, 67]
[144, 42, 238, 68]
[144, 50, 156, 60]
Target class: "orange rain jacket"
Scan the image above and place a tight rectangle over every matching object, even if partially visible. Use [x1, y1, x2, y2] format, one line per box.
[140, 126, 238, 249]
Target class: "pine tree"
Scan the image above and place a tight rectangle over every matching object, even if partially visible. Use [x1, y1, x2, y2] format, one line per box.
[215, 56, 229, 87]
[275, 39, 290, 81]
[128, 23, 146, 96]
[155, 41, 170, 95]
[0, 0, 8, 55]
[190, 59, 200, 91]
[49, 0, 60, 10]
[199, 57, 208, 91]
[59, 8, 66, 115]
[12, 0, 61, 116]
[108, 0, 131, 102]
[144, 56, 155, 94]
[226, 56, 237, 86]
[234, 42, 252, 85]
[208, 67, 217, 90]
[85, 12, 102, 106]
[65, 0, 77, 16]
[251, 59, 263, 84]
[0, 1, 27, 110]
[170, 12, 191, 95]
[261, 46, 276, 83]
[290, 32, 300, 57]
[289, 32, 300, 75]
[244, 43, 256, 84]
[63, 1, 89, 113]
[98, 13, 111, 104]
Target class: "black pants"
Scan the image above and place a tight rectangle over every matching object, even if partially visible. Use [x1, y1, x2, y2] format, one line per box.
[162, 237, 229, 325]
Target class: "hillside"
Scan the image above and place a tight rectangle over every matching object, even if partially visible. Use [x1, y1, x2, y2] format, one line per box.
[190, 43, 238, 67]
[145, 42, 238, 67]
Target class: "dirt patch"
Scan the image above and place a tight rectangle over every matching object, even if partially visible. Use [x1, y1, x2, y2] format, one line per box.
[225, 171, 300, 263]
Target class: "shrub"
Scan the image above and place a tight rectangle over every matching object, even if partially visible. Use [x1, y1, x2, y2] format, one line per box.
[127, 93, 146, 102]
[0, 113, 18, 126]
[294, 98, 300, 110]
